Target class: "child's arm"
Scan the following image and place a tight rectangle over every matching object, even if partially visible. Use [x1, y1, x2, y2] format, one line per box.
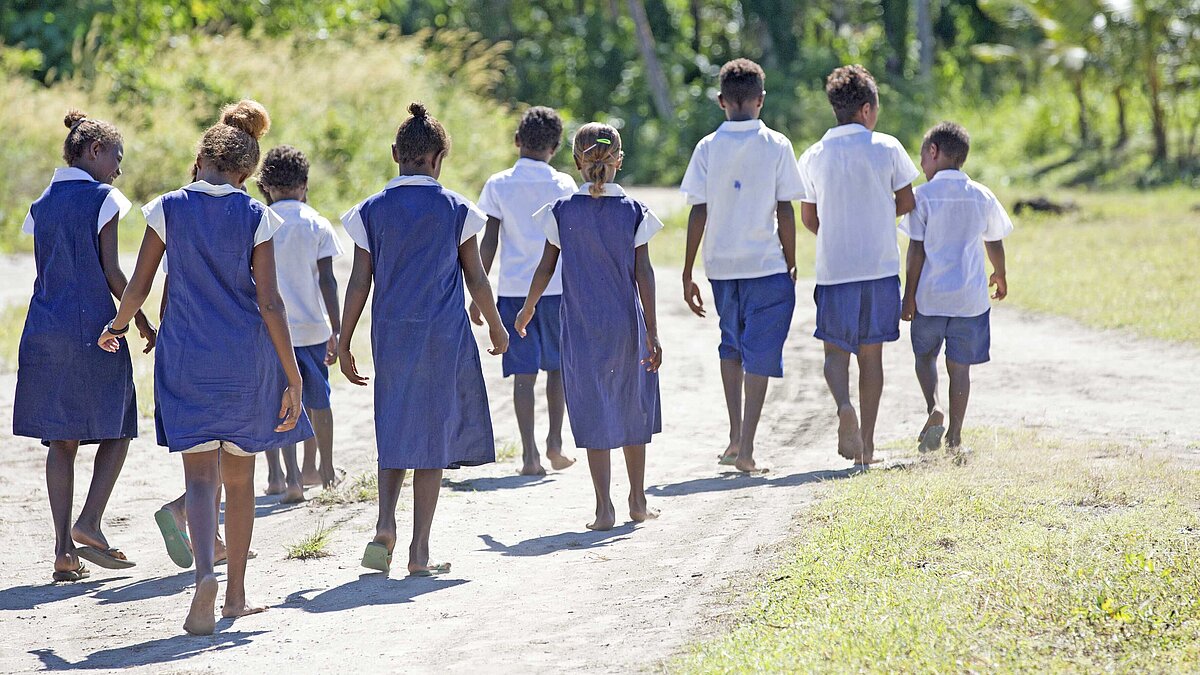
[777, 201, 798, 282]
[459, 235, 508, 356]
[901, 240, 925, 322]
[317, 257, 341, 365]
[338, 246, 373, 386]
[98, 227, 164, 352]
[985, 240, 1007, 300]
[515, 243, 559, 336]
[98, 215, 157, 353]
[681, 204, 707, 317]
[800, 202, 819, 235]
[469, 216, 502, 326]
[635, 244, 662, 372]
[251, 240, 304, 432]
[895, 185, 916, 217]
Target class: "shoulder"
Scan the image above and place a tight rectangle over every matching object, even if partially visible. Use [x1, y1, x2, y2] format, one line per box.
[759, 124, 795, 147]
[483, 166, 517, 186]
[552, 170, 578, 189]
[870, 131, 909, 151]
[966, 179, 999, 202]
[694, 130, 720, 148]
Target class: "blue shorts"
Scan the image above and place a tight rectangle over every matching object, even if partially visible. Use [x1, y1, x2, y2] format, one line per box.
[295, 343, 332, 409]
[710, 273, 796, 378]
[498, 295, 562, 377]
[911, 310, 991, 365]
[813, 276, 901, 354]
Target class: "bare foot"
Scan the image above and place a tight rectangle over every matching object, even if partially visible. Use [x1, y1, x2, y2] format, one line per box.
[321, 467, 346, 490]
[718, 441, 739, 464]
[518, 462, 547, 476]
[837, 406, 864, 460]
[546, 450, 576, 471]
[734, 456, 769, 474]
[301, 469, 322, 488]
[629, 496, 660, 522]
[183, 574, 218, 635]
[222, 598, 268, 619]
[280, 485, 306, 504]
[854, 443, 884, 467]
[53, 551, 88, 581]
[264, 478, 285, 496]
[587, 502, 616, 531]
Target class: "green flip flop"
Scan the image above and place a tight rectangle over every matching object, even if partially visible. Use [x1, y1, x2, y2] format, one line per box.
[407, 562, 451, 577]
[361, 542, 392, 573]
[918, 425, 946, 453]
[154, 507, 194, 569]
[717, 454, 738, 466]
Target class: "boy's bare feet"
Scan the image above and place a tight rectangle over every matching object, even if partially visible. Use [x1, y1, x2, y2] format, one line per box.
[734, 456, 768, 474]
[587, 501, 616, 531]
[264, 477, 285, 496]
[546, 450, 576, 471]
[184, 574, 219, 635]
[301, 469, 322, 488]
[222, 598, 268, 619]
[518, 462, 547, 476]
[837, 405, 864, 460]
[280, 485, 306, 504]
[629, 495, 660, 522]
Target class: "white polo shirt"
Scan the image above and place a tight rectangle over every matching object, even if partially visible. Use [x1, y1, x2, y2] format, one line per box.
[899, 170, 1014, 318]
[679, 119, 806, 280]
[270, 200, 345, 346]
[477, 158, 577, 297]
[797, 123, 920, 286]
[23, 167, 132, 235]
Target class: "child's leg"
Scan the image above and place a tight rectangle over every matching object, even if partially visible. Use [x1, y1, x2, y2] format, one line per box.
[735, 374, 770, 473]
[306, 407, 336, 487]
[373, 468, 405, 554]
[945, 359, 971, 448]
[181, 450, 221, 635]
[915, 350, 945, 443]
[855, 344, 885, 463]
[279, 443, 305, 503]
[585, 449, 615, 531]
[264, 449, 285, 495]
[544, 370, 573, 469]
[408, 468, 445, 574]
[513, 374, 545, 476]
[301, 436, 320, 487]
[220, 451, 265, 618]
[823, 343, 863, 460]
[719, 359, 744, 460]
[46, 441, 80, 574]
[623, 444, 659, 522]
[70, 438, 130, 556]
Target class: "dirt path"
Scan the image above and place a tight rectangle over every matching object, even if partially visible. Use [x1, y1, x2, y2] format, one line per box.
[1, 232, 1198, 673]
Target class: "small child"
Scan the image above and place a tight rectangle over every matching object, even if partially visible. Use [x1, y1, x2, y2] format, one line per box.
[475, 106, 578, 476]
[679, 58, 805, 473]
[900, 122, 1012, 451]
[797, 65, 921, 465]
[340, 102, 507, 576]
[16, 110, 156, 581]
[100, 100, 314, 635]
[517, 122, 663, 531]
[256, 145, 344, 501]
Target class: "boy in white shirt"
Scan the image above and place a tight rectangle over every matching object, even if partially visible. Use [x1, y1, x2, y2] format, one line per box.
[900, 122, 1012, 452]
[680, 58, 805, 473]
[798, 65, 920, 466]
[257, 146, 344, 500]
[474, 107, 578, 476]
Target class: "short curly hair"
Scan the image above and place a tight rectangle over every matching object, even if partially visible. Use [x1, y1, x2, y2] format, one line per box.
[394, 102, 451, 165]
[516, 106, 564, 154]
[258, 145, 310, 192]
[62, 110, 123, 164]
[825, 65, 878, 124]
[719, 58, 765, 105]
[198, 100, 271, 176]
[923, 122, 971, 167]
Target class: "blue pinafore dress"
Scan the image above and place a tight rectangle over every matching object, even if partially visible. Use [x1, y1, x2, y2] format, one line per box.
[153, 187, 313, 452]
[546, 190, 662, 449]
[346, 177, 494, 470]
[14, 180, 136, 443]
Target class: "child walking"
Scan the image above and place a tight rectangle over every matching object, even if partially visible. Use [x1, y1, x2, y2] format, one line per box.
[99, 100, 313, 635]
[16, 110, 156, 581]
[797, 65, 920, 465]
[679, 58, 805, 473]
[517, 123, 663, 531]
[900, 122, 1012, 452]
[340, 103, 507, 576]
[475, 106, 578, 476]
[257, 145, 344, 501]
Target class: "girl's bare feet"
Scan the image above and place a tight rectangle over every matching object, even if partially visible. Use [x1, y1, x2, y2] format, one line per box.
[264, 477, 285, 496]
[628, 495, 660, 522]
[734, 456, 768, 474]
[587, 501, 616, 531]
[280, 484, 306, 504]
[301, 468, 322, 488]
[837, 405, 864, 460]
[546, 449, 576, 471]
[518, 462, 547, 476]
[183, 574, 219, 635]
[222, 597, 268, 619]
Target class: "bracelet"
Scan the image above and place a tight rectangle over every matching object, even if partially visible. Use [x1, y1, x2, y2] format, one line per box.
[105, 320, 130, 336]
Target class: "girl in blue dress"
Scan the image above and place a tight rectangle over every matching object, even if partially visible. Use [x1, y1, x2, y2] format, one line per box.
[99, 100, 313, 635]
[16, 110, 157, 582]
[340, 102, 508, 576]
[516, 123, 664, 531]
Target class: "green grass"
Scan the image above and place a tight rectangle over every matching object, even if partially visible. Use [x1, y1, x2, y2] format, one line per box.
[312, 472, 379, 506]
[285, 522, 336, 561]
[678, 429, 1200, 673]
[494, 440, 521, 462]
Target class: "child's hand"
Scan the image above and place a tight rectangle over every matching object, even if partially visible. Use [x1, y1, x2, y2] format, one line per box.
[276, 382, 303, 432]
[682, 276, 706, 317]
[135, 315, 157, 354]
[487, 323, 509, 356]
[642, 334, 663, 372]
[514, 305, 535, 338]
[901, 296, 917, 322]
[990, 272, 1008, 301]
[468, 301, 483, 326]
[339, 347, 370, 386]
[97, 330, 124, 353]
[325, 334, 339, 366]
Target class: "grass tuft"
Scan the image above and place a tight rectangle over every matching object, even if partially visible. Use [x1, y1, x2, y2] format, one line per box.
[312, 472, 378, 506]
[285, 522, 336, 561]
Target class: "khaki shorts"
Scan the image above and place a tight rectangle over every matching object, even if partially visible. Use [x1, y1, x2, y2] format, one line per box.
[180, 440, 253, 457]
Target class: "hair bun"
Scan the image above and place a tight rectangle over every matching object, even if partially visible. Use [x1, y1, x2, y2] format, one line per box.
[220, 100, 271, 140]
[64, 109, 88, 129]
[408, 102, 428, 119]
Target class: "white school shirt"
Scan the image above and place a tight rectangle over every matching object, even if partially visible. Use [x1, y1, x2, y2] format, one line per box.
[269, 200, 345, 347]
[142, 181, 284, 274]
[679, 119, 806, 280]
[341, 175, 487, 252]
[22, 167, 133, 235]
[533, 183, 664, 249]
[797, 124, 921, 285]
[477, 158, 577, 297]
[899, 170, 1014, 318]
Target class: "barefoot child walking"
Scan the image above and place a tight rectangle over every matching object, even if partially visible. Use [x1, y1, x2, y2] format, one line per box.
[900, 122, 1012, 452]
[16, 110, 157, 581]
[517, 123, 663, 531]
[257, 145, 344, 501]
[340, 103, 507, 576]
[99, 100, 313, 634]
[475, 106, 578, 475]
[679, 58, 805, 473]
[797, 65, 920, 465]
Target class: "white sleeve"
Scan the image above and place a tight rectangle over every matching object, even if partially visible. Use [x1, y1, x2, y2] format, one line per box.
[983, 194, 1014, 242]
[253, 205, 285, 246]
[476, 178, 502, 219]
[775, 138, 805, 202]
[634, 204, 665, 247]
[797, 152, 817, 204]
[97, 187, 133, 233]
[317, 218, 345, 259]
[340, 203, 370, 252]
[891, 140, 921, 191]
[899, 192, 928, 241]
[679, 142, 708, 205]
[21, 209, 34, 236]
[142, 195, 167, 245]
[533, 203, 560, 249]
[460, 201, 487, 245]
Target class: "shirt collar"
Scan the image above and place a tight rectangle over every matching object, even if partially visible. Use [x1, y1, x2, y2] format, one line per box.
[718, 119, 764, 133]
[51, 167, 97, 184]
[931, 169, 969, 182]
[514, 157, 554, 172]
[385, 174, 441, 190]
[182, 180, 247, 196]
[821, 123, 871, 140]
[573, 183, 627, 198]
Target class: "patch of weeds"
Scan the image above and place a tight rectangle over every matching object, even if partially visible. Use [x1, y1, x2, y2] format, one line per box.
[285, 522, 335, 561]
[312, 472, 378, 505]
[495, 440, 521, 462]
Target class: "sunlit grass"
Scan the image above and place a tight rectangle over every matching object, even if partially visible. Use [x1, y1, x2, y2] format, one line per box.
[285, 521, 336, 561]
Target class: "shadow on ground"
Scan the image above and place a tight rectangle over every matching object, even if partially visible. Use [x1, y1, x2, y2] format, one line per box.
[281, 574, 467, 613]
[646, 467, 863, 498]
[443, 474, 553, 492]
[30, 631, 267, 670]
[478, 523, 637, 557]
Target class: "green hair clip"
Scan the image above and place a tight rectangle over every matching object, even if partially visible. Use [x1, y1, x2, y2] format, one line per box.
[595, 138, 612, 145]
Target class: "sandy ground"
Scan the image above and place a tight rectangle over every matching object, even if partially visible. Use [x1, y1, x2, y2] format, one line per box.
[1, 193, 1198, 673]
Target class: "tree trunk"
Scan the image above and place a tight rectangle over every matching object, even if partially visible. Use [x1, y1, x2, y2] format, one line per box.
[690, 0, 702, 55]
[882, 0, 911, 78]
[626, 0, 675, 120]
[1113, 85, 1128, 149]
[1140, 1, 1168, 164]
[916, 0, 935, 82]
[1071, 72, 1091, 145]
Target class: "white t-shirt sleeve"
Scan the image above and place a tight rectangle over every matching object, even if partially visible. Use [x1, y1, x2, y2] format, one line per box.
[97, 187, 133, 233]
[142, 195, 167, 245]
[775, 138, 805, 201]
[21, 209, 34, 236]
[891, 140, 921, 191]
[634, 204, 665, 247]
[533, 203, 560, 249]
[797, 152, 817, 204]
[899, 192, 928, 241]
[476, 178, 502, 219]
[983, 194, 1015, 242]
[460, 201, 487, 245]
[253, 205, 285, 246]
[341, 203, 370, 252]
[317, 218, 345, 259]
[679, 142, 708, 205]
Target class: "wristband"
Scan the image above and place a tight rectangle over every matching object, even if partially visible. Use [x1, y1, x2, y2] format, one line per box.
[105, 320, 130, 336]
